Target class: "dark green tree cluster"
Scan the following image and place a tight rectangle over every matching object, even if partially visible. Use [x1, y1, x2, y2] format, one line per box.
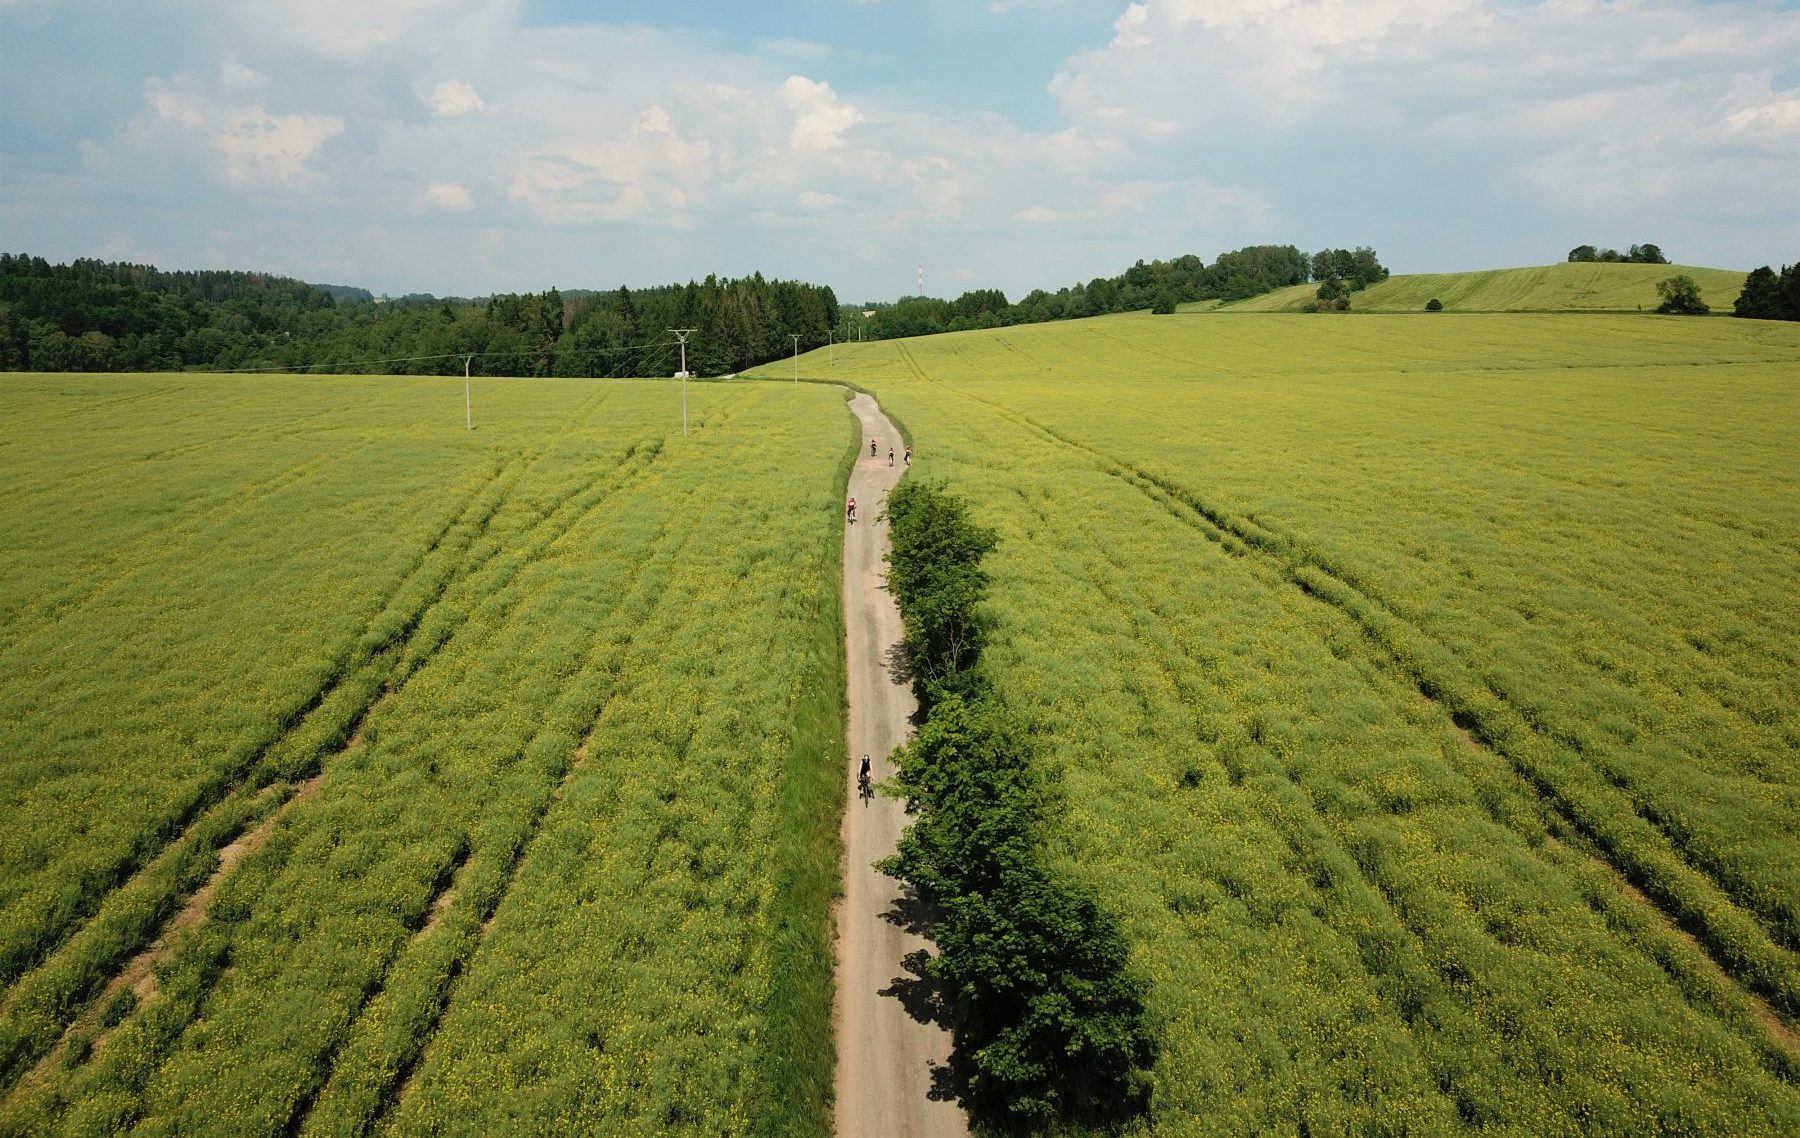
[855, 244, 1318, 339]
[1654, 274, 1709, 315]
[1313, 276, 1352, 312]
[0, 253, 837, 377]
[1307, 247, 1387, 311]
[1733, 263, 1800, 321]
[1309, 246, 1389, 288]
[0, 253, 351, 372]
[1567, 243, 1668, 264]
[880, 480, 1155, 1129]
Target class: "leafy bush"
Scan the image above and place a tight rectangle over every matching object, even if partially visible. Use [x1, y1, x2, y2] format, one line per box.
[883, 480, 997, 700]
[1426, 297, 1443, 311]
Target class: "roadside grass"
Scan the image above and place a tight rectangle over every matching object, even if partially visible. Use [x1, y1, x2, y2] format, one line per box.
[754, 310, 1800, 1134]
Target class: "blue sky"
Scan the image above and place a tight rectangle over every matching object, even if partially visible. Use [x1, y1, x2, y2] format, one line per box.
[3, 1, 1798, 302]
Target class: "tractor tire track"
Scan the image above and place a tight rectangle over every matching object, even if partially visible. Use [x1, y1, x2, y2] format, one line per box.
[0, 387, 618, 994]
[290, 466, 704, 1138]
[1, 389, 643, 1130]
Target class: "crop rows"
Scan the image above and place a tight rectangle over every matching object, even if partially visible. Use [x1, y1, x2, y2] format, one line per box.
[1, 374, 853, 1136]
[771, 311, 1800, 1133]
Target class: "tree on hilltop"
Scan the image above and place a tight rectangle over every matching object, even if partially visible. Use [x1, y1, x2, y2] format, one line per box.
[1310, 246, 1388, 289]
[1570, 242, 1667, 264]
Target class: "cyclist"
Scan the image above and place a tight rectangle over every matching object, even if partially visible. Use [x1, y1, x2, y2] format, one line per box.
[870, 437, 878, 457]
[858, 753, 872, 799]
[888, 446, 895, 466]
[846, 496, 857, 523]
[904, 445, 912, 466]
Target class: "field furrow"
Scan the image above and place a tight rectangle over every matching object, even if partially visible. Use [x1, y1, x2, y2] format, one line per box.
[1, 374, 853, 1138]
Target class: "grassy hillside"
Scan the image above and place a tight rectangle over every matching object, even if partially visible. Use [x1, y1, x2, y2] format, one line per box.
[758, 311, 1800, 1134]
[1216, 261, 1749, 313]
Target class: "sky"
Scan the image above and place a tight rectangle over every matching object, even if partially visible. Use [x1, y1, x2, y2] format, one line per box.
[2, 0, 1798, 302]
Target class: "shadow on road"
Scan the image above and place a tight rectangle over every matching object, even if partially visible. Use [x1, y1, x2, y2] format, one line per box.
[928, 1059, 962, 1103]
[883, 639, 913, 688]
[880, 886, 938, 936]
[879, 948, 952, 1030]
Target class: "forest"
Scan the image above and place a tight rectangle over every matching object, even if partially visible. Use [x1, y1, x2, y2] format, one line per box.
[0, 244, 1367, 376]
[0, 254, 838, 378]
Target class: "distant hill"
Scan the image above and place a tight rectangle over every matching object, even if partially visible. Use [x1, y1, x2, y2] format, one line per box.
[1213, 262, 1749, 314]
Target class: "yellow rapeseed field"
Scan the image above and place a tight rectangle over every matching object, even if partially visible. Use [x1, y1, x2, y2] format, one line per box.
[0, 373, 851, 1137]
[757, 309, 1800, 1135]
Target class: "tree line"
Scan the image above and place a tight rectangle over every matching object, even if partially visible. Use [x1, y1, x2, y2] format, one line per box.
[1733, 263, 1800, 321]
[1568, 243, 1668, 264]
[0, 253, 837, 377]
[857, 243, 1363, 336]
[880, 479, 1155, 1128]
[3, 242, 1392, 376]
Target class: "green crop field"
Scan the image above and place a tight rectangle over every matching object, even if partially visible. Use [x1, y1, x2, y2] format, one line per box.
[0, 373, 852, 1137]
[1218, 261, 1750, 313]
[7, 304, 1799, 1136]
[756, 310, 1800, 1134]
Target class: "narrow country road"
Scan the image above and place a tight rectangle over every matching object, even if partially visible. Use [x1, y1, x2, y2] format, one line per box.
[834, 393, 968, 1138]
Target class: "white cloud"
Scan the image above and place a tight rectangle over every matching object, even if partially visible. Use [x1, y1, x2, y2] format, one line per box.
[426, 79, 485, 116]
[1725, 95, 1800, 144]
[1051, 0, 1800, 228]
[145, 78, 343, 190]
[423, 181, 474, 211]
[1014, 180, 1170, 227]
[778, 76, 863, 152]
[506, 103, 715, 225]
[93, 234, 163, 265]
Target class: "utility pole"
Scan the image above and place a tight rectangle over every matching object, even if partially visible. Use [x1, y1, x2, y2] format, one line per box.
[828, 327, 834, 371]
[669, 328, 696, 435]
[463, 355, 474, 430]
[791, 334, 800, 384]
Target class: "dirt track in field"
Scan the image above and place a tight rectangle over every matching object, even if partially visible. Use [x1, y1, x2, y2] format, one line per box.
[833, 394, 967, 1138]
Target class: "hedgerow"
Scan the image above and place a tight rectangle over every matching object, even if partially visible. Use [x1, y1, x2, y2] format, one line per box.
[880, 480, 1154, 1128]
